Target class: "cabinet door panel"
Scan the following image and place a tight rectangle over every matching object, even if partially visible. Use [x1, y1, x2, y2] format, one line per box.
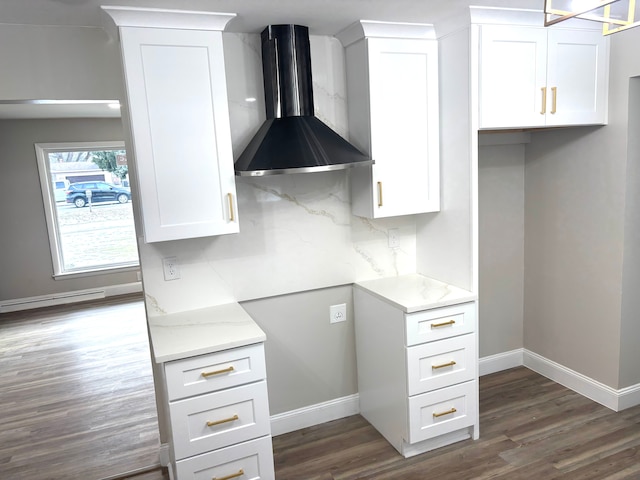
[165, 343, 267, 401]
[408, 381, 477, 443]
[479, 25, 547, 129]
[367, 38, 439, 217]
[546, 29, 608, 126]
[407, 334, 476, 396]
[169, 381, 270, 459]
[120, 27, 238, 242]
[174, 435, 274, 480]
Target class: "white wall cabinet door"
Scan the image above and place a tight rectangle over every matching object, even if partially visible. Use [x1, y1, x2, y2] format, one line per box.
[479, 25, 608, 130]
[342, 28, 440, 219]
[479, 25, 547, 129]
[546, 29, 608, 126]
[120, 26, 239, 242]
[366, 38, 440, 218]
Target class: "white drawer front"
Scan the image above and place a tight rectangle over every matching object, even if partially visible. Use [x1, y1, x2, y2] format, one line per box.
[408, 381, 477, 444]
[174, 435, 275, 480]
[405, 302, 476, 346]
[170, 381, 271, 460]
[165, 343, 266, 401]
[407, 334, 476, 396]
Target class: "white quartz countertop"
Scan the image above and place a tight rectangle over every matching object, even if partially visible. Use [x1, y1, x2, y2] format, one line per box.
[148, 302, 266, 363]
[354, 274, 477, 313]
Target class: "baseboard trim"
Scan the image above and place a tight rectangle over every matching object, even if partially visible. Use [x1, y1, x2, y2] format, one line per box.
[479, 348, 524, 376]
[618, 383, 640, 411]
[479, 348, 640, 411]
[523, 349, 640, 412]
[0, 282, 142, 313]
[270, 394, 360, 437]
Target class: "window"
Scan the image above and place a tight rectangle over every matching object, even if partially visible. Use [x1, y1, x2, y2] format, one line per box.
[35, 141, 140, 277]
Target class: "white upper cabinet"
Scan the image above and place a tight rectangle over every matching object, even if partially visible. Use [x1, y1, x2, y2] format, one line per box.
[478, 24, 609, 129]
[103, 8, 239, 242]
[338, 22, 440, 218]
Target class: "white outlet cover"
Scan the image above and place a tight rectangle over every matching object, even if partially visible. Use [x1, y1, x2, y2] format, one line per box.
[330, 303, 347, 323]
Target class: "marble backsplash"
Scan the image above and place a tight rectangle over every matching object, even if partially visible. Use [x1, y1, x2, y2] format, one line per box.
[139, 32, 418, 316]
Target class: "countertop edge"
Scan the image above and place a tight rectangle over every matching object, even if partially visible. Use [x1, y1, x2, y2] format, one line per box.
[151, 335, 266, 364]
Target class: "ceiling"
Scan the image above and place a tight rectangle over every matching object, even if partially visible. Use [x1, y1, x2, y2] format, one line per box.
[0, 0, 541, 119]
[0, 0, 541, 34]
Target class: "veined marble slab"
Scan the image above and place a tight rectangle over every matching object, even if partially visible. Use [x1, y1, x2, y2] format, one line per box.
[354, 274, 477, 313]
[148, 302, 266, 363]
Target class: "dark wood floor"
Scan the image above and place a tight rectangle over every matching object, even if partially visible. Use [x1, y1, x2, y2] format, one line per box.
[3, 297, 640, 479]
[273, 367, 640, 479]
[0, 295, 165, 480]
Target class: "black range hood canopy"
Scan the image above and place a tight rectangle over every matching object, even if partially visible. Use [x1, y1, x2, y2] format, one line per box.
[234, 24, 373, 177]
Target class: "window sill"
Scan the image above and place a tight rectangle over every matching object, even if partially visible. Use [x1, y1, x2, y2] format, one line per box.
[53, 264, 140, 281]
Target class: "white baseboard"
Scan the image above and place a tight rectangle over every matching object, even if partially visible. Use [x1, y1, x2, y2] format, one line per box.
[523, 349, 640, 412]
[479, 348, 524, 376]
[479, 348, 640, 411]
[0, 282, 142, 313]
[159, 443, 170, 467]
[270, 394, 360, 437]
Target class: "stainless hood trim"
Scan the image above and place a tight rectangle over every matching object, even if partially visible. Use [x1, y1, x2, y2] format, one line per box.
[237, 159, 375, 177]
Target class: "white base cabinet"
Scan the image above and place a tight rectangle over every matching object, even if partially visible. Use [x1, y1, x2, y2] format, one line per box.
[353, 287, 479, 458]
[337, 21, 440, 218]
[163, 343, 274, 480]
[478, 23, 609, 129]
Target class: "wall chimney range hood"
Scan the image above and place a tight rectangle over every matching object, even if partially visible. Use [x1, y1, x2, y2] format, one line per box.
[234, 24, 373, 177]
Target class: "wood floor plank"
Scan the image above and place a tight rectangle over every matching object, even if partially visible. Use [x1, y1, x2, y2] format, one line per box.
[273, 368, 640, 479]
[0, 296, 168, 480]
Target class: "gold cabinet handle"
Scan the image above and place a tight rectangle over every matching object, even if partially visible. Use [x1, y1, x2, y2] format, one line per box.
[202, 366, 234, 378]
[206, 414, 239, 428]
[432, 360, 457, 370]
[213, 468, 244, 480]
[541, 87, 547, 115]
[377, 181, 383, 207]
[431, 319, 456, 329]
[433, 407, 457, 418]
[227, 193, 235, 222]
[551, 86, 557, 114]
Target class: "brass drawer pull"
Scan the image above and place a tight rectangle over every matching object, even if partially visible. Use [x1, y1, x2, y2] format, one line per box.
[431, 319, 456, 329]
[214, 468, 244, 480]
[377, 181, 383, 207]
[202, 366, 235, 378]
[433, 407, 457, 418]
[432, 360, 457, 370]
[551, 86, 557, 114]
[228, 193, 235, 222]
[541, 86, 547, 115]
[206, 414, 239, 428]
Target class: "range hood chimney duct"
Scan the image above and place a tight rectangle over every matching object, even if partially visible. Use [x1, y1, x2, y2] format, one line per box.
[234, 24, 373, 176]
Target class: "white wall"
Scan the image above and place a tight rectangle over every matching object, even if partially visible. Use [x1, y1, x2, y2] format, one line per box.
[524, 26, 640, 389]
[0, 24, 123, 101]
[0, 118, 139, 302]
[478, 141, 525, 357]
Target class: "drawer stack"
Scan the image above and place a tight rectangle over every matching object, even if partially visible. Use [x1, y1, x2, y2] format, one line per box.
[354, 287, 478, 458]
[163, 343, 274, 479]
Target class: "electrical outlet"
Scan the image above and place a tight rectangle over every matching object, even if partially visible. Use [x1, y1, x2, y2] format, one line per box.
[330, 303, 347, 324]
[162, 256, 180, 281]
[388, 228, 399, 248]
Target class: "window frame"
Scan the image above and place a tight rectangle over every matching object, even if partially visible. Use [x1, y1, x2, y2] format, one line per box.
[35, 141, 140, 279]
